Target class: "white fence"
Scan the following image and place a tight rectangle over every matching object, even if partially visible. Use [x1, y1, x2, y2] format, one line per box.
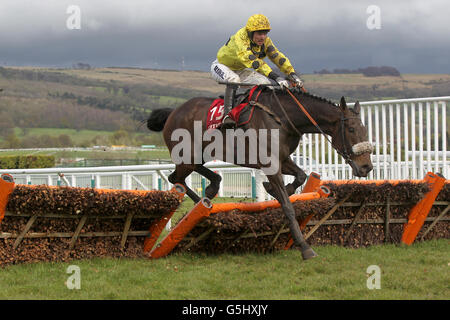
[0, 161, 259, 198]
[1, 96, 448, 199]
[292, 96, 449, 180]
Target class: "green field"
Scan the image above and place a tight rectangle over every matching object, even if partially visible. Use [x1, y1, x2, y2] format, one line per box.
[10, 128, 116, 144]
[0, 126, 168, 157]
[0, 148, 170, 160]
[0, 239, 448, 299]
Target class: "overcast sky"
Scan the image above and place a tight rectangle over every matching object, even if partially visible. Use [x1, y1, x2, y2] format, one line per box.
[0, 0, 449, 73]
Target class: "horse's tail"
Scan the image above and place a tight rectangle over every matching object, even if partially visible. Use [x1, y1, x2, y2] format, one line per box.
[146, 108, 173, 132]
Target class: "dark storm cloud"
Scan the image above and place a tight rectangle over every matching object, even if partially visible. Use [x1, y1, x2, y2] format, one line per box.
[0, 0, 449, 73]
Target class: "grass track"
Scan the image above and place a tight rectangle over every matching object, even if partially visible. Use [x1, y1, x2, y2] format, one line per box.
[0, 239, 448, 300]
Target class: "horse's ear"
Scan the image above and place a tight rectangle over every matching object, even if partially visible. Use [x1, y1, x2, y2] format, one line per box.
[340, 96, 347, 111]
[353, 101, 361, 114]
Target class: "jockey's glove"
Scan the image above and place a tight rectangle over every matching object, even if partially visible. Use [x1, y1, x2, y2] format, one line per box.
[275, 77, 290, 89]
[289, 73, 304, 88]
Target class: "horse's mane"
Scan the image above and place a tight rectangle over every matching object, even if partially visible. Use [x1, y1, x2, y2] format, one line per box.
[265, 87, 339, 108]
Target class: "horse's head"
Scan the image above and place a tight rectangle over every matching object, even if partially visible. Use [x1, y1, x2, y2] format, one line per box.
[332, 97, 373, 177]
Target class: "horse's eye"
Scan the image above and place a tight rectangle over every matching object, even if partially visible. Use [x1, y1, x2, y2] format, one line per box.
[348, 127, 355, 133]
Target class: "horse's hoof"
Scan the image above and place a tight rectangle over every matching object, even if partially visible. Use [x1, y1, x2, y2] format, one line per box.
[301, 248, 318, 260]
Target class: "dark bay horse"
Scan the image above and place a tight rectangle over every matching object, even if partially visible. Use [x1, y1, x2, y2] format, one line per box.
[147, 87, 373, 260]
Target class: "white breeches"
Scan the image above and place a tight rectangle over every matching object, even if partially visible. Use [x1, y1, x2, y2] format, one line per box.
[210, 59, 271, 85]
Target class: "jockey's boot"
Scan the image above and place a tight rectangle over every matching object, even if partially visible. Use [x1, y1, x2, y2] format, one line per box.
[219, 84, 237, 129]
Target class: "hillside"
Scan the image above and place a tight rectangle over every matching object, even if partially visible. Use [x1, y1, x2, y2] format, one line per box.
[3, 66, 449, 105]
[0, 66, 449, 148]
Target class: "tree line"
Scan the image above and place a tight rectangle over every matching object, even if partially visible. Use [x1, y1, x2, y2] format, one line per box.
[314, 66, 401, 77]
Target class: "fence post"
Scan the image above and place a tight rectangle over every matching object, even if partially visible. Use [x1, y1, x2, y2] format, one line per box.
[251, 174, 256, 199]
[255, 170, 265, 202]
[122, 173, 128, 190]
[218, 170, 224, 197]
[152, 173, 159, 191]
[186, 175, 192, 193]
[201, 178, 206, 198]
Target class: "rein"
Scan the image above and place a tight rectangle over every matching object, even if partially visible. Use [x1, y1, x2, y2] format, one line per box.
[285, 88, 333, 145]
[271, 91, 302, 136]
[277, 87, 359, 165]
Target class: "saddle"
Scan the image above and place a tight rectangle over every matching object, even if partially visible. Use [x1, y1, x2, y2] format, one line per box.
[207, 86, 264, 130]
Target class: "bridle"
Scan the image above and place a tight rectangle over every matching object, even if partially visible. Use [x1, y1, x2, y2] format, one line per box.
[338, 114, 365, 166]
[274, 86, 372, 167]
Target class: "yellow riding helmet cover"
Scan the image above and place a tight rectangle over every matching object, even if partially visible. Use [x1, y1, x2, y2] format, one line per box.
[246, 14, 271, 32]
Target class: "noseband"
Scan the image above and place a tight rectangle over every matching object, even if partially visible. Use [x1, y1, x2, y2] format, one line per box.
[337, 114, 373, 166]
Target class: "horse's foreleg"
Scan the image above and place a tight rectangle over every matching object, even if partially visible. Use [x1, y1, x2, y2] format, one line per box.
[266, 173, 317, 260]
[168, 166, 201, 203]
[263, 158, 307, 197]
[194, 165, 222, 200]
[281, 158, 307, 196]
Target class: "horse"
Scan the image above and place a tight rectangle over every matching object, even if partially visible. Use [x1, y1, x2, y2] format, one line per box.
[146, 86, 373, 260]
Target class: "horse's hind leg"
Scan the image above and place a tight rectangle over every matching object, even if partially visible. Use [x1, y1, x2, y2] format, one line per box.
[168, 165, 201, 203]
[194, 165, 222, 199]
[263, 157, 307, 197]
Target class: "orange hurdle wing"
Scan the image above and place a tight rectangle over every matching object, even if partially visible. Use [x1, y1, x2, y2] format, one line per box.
[0, 174, 15, 224]
[143, 184, 186, 252]
[149, 197, 212, 258]
[401, 172, 446, 245]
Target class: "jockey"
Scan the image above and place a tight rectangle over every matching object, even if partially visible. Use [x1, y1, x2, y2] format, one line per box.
[211, 13, 304, 128]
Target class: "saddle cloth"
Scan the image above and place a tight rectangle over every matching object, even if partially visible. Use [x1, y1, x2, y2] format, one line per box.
[206, 86, 263, 130]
